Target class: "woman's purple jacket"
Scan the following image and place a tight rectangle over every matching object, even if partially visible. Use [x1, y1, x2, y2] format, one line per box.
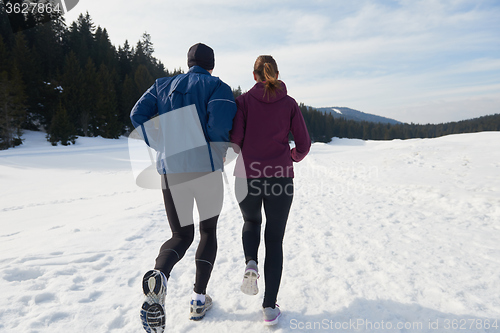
[230, 81, 311, 178]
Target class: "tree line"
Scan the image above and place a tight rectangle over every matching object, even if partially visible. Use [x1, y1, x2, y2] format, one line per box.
[298, 104, 500, 143]
[0, 5, 180, 148]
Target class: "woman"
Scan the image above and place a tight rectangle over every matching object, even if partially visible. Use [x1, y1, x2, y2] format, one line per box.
[230, 55, 311, 325]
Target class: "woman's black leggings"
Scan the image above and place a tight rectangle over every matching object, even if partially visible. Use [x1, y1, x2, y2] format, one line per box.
[236, 177, 294, 308]
[154, 172, 223, 295]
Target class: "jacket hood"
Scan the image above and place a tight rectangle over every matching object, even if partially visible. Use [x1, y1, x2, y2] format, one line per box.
[248, 81, 288, 103]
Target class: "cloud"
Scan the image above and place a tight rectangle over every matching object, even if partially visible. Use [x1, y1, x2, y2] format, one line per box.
[64, 0, 500, 124]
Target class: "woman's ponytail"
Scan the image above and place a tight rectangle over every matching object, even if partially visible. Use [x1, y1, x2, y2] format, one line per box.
[254, 55, 282, 99]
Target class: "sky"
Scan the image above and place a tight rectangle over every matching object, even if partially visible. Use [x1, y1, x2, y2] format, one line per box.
[64, 0, 500, 124]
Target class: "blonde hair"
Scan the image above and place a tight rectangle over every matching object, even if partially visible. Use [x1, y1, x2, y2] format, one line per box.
[253, 55, 282, 98]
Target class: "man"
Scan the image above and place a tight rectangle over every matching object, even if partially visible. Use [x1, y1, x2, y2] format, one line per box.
[130, 43, 236, 332]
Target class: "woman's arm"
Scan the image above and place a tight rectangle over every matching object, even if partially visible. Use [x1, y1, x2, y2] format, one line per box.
[290, 102, 311, 162]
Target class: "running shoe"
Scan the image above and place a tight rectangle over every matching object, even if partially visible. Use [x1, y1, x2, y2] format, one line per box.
[189, 294, 213, 320]
[140, 270, 167, 333]
[263, 304, 281, 326]
[240, 260, 259, 295]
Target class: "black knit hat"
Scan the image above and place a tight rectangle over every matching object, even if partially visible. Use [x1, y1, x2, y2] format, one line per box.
[187, 43, 215, 71]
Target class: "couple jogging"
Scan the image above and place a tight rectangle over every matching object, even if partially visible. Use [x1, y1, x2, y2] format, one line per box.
[130, 43, 311, 332]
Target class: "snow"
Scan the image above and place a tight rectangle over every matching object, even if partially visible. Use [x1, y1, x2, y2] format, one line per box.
[1, 131, 500, 333]
[332, 108, 342, 114]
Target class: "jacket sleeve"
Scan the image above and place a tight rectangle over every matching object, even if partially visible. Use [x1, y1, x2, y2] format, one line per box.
[206, 81, 237, 143]
[290, 101, 311, 162]
[130, 82, 158, 147]
[229, 96, 246, 153]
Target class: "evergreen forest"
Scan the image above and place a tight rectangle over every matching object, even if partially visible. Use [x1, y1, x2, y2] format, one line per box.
[298, 104, 500, 143]
[0, 4, 180, 148]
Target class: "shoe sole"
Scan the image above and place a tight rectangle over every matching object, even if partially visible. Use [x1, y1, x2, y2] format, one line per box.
[141, 270, 167, 333]
[143, 270, 166, 298]
[264, 311, 281, 326]
[240, 269, 259, 295]
[140, 303, 165, 332]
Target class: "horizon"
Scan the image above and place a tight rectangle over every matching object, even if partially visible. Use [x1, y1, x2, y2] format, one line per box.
[58, 1, 498, 124]
[305, 105, 499, 126]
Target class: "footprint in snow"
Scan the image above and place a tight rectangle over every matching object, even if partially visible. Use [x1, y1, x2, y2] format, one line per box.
[79, 291, 102, 303]
[34, 292, 56, 304]
[3, 267, 43, 282]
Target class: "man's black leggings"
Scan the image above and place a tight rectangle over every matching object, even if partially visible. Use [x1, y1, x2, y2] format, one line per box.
[154, 172, 223, 295]
[237, 177, 294, 308]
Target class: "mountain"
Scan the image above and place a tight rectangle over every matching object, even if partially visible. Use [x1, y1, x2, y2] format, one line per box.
[315, 106, 402, 125]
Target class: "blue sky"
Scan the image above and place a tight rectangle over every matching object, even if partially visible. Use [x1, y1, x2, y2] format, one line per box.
[65, 0, 500, 124]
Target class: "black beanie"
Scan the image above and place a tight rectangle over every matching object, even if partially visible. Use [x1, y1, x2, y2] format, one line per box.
[187, 43, 215, 71]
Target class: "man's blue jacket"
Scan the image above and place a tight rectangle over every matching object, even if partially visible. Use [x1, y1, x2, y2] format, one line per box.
[130, 66, 237, 174]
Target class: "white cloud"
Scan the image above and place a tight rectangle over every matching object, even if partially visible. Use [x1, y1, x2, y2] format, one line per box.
[64, 0, 500, 124]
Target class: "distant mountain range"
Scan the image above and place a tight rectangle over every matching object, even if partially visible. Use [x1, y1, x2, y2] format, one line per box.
[314, 107, 402, 125]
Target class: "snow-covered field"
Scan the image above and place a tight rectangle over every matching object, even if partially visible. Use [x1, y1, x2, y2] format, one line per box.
[1, 131, 499, 333]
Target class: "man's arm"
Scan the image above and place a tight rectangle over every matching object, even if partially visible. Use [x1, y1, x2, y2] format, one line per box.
[206, 81, 237, 143]
[130, 83, 158, 147]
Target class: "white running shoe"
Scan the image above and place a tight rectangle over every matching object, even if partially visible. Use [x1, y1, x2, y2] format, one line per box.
[263, 305, 281, 326]
[240, 260, 259, 295]
[140, 270, 167, 333]
[189, 294, 213, 320]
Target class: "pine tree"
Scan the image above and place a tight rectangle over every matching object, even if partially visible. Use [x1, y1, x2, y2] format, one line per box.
[94, 27, 116, 69]
[48, 101, 77, 146]
[0, 4, 13, 44]
[81, 58, 97, 136]
[140, 32, 154, 59]
[93, 64, 120, 138]
[37, 79, 63, 130]
[11, 32, 39, 115]
[0, 36, 8, 74]
[120, 74, 137, 132]
[9, 64, 27, 145]
[132, 32, 167, 79]
[5, 0, 26, 33]
[60, 51, 84, 132]
[70, 12, 96, 66]
[31, 9, 66, 79]
[134, 64, 153, 94]
[117, 40, 133, 78]
[232, 86, 242, 99]
[0, 64, 27, 149]
[0, 71, 10, 149]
